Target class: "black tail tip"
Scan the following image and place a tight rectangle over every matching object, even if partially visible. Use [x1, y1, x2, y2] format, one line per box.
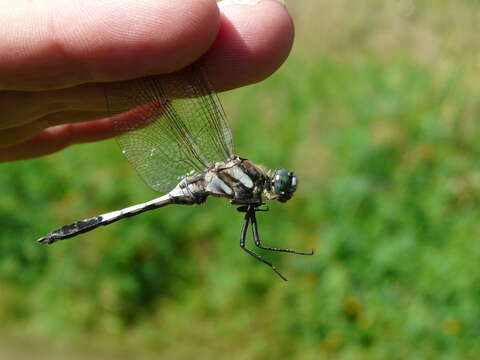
[37, 236, 55, 245]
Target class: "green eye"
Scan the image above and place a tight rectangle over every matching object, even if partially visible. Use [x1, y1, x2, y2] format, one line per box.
[272, 168, 297, 202]
[274, 169, 290, 194]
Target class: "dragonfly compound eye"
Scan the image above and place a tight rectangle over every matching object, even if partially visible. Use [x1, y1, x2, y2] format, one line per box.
[272, 168, 297, 203]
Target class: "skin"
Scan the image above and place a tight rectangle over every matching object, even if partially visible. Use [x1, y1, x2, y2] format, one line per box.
[0, 0, 294, 162]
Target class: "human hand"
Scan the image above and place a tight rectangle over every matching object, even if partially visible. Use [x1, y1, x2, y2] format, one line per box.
[0, 0, 293, 162]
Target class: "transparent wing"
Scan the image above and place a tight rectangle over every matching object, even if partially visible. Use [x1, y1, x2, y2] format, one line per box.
[105, 65, 235, 193]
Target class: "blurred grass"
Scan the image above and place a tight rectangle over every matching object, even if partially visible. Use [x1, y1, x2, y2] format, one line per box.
[2, 0, 480, 359]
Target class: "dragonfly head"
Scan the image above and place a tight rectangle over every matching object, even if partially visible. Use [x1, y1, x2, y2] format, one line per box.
[271, 168, 297, 203]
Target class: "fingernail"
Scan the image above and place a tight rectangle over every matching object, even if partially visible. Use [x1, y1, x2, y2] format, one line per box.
[219, 0, 286, 7]
[220, 0, 263, 4]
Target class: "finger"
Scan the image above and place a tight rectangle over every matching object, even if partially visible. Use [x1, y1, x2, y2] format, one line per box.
[0, 0, 292, 92]
[0, 110, 108, 148]
[1, 0, 292, 126]
[0, 118, 117, 162]
[0, 0, 220, 90]
[0, 84, 106, 130]
[203, 0, 295, 91]
[1, 0, 293, 132]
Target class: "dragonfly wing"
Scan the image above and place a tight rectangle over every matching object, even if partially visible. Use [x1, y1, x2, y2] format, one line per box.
[105, 65, 235, 193]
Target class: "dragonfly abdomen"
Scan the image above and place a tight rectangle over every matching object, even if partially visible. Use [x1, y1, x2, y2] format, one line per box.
[37, 216, 104, 244]
[37, 193, 175, 244]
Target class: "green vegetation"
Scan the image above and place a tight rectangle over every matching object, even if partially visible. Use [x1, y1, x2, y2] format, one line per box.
[2, 1, 480, 358]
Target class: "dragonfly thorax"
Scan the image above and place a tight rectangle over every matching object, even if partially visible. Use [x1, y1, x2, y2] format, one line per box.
[212, 157, 270, 204]
[168, 157, 298, 207]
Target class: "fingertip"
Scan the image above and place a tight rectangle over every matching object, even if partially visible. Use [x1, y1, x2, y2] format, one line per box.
[203, 0, 295, 91]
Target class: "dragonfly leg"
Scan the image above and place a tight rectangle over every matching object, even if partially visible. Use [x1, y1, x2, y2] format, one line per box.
[236, 204, 267, 213]
[250, 209, 314, 256]
[239, 208, 288, 281]
[237, 205, 249, 213]
[231, 199, 263, 206]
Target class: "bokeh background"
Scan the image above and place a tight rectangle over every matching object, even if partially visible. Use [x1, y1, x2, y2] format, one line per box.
[2, 0, 480, 358]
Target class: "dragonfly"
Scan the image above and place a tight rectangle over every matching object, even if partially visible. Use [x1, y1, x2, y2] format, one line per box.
[37, 64, 313, 280]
